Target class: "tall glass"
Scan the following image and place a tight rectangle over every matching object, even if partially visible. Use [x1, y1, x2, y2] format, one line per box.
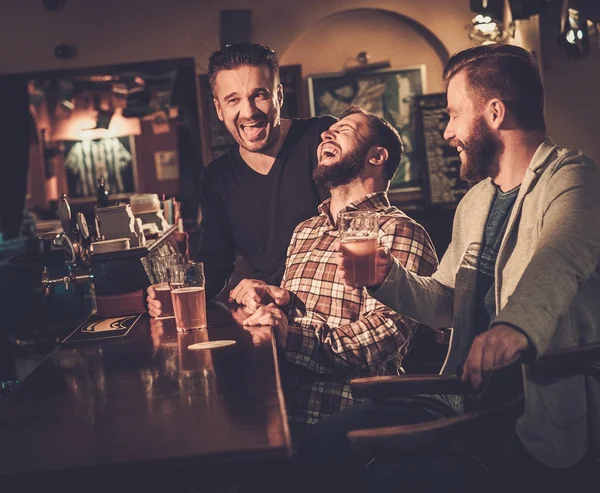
[169, 262, 207, 332]
[151, 254, 183, 318]
[338, 210, 379, 286]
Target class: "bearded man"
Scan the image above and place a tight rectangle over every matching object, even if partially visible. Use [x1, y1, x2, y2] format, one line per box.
[328, 44, 600, 492]
[234, 106, 438, 439]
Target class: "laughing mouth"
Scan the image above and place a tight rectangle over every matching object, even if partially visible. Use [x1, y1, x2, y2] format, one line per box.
[239, 120, 267, 136]
[320, 143, 341, 160]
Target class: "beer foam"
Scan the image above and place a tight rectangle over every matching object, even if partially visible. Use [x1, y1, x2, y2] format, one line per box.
[341, 237, 377, 254]
[171, 287, 205, 294]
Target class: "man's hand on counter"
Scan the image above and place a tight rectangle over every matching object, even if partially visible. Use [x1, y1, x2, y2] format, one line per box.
[229, 278, 290, 314]
[243, 303, 289, 349]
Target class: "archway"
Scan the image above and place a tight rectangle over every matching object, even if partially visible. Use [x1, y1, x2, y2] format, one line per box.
[281, 7, 450, 94]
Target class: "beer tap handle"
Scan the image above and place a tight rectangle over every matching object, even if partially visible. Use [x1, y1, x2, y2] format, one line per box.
[58, 194, 72, 234]
[42, 266, 50, 296]
[76, 212, 90, 241]
[41, 266, 79, 294]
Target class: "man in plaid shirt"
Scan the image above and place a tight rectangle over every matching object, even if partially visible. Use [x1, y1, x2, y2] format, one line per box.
[233, 106, 438, 437]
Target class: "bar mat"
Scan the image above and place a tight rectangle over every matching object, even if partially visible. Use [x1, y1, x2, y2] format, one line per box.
[62, 313, 143, 344]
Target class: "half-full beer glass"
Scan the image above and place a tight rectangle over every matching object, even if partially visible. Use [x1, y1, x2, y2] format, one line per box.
[151, 254, 183, 318]
[169, 262, 207, 332]
[338, 210, 379, 286]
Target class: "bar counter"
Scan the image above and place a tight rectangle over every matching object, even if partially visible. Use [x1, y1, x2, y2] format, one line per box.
[0, 302, 291, 492]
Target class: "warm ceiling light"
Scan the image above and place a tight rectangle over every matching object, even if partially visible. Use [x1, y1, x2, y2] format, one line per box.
[51, 106, 141, 141]
[557, 7, 590, 58]
[466, 14, 512, 44]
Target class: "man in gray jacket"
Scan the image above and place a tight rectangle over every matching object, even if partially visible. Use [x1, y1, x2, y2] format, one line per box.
[328, 44, 600, 489]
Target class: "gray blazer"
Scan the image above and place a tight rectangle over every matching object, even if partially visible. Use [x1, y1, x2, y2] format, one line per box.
[372, 137, 600, 468]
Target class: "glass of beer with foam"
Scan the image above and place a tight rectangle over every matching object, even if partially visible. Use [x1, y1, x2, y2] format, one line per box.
[338, 210, 379, 287]
[151, 254, 183, 318]
[169, 262, 207, 332]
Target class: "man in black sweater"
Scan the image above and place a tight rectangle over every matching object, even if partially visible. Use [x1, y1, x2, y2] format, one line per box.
[147, 42, 335, 314]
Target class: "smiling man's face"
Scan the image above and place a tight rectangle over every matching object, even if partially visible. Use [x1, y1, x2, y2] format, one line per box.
[444, 70, 502, 183]
[213, 64, 283, 153]
[313, 113, 371, 189]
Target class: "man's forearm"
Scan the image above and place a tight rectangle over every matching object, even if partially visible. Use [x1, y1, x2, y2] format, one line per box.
[369, 258, 454, 329]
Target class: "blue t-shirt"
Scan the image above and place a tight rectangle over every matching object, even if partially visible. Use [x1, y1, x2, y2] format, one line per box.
[475, 185, 520, 333]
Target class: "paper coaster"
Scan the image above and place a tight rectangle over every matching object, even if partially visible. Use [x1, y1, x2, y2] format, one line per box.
[188, 340, 236, 350]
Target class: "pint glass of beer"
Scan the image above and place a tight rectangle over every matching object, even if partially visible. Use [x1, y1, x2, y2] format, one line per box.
[169, 262, 207, 332]
[338, 210, 379, 286]
[151, 254, 183, 318]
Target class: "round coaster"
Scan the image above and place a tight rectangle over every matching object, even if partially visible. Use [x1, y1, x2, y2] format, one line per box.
[188, 340, 236, 350]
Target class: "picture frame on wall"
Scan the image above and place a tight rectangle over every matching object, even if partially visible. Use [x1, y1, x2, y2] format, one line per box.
[62, 135, 137, 199]
[308, 66, 426, 202]
[154, 150, 179, 181]
[198, 73, 236, 163]
[279, 64, 307, 118]
[198, 64, 307, 164]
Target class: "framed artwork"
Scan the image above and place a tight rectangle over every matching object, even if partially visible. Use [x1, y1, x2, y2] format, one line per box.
[308, 66, 426, 196]
[154, 150, 179, 181]
[63, 136, 137, 198]
[198, 64, 307, 164]
[198, 74, 236, 163]
[279, 64, 307, 118]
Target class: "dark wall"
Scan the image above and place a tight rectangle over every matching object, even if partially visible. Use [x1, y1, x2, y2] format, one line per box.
[0, 77, 30, 239]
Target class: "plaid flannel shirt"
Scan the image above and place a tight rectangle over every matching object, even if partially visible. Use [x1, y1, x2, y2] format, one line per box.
[280, 192, 438, 430]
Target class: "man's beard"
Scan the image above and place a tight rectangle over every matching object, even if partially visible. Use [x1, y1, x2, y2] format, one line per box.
[313, 147, 368, 189]
[459, 117, 503, 184]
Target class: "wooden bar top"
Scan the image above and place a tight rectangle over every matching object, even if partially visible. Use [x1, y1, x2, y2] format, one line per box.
[0, 302, 291, 489]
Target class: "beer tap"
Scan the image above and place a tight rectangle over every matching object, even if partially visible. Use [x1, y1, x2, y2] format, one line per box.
[58, 194, 79, 265]
[41, 266, 94, 296]
[41, 194, 93, 296]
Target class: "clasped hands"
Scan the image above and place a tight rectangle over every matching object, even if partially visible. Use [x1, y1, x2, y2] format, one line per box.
[229, 279, 291, 348]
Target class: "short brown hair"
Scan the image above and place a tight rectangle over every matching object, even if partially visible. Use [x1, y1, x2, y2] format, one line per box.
[443, 44, 545, 132]
[208, 42, 280, 95]
[339, 105, 404, 182]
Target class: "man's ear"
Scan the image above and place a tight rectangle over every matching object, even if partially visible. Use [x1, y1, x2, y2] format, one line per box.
[213, 98, 224, 122]
[368, 146, 389, 167]
[276, 83, 284, 108]
[487, 98, 506, 130]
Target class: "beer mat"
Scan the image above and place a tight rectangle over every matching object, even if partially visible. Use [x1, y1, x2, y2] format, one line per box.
[188, 340, 236, 350]
[62, 313, 143, 344]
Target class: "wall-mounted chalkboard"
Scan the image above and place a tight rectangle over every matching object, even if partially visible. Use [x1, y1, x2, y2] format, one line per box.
[416, 93, 469, 206]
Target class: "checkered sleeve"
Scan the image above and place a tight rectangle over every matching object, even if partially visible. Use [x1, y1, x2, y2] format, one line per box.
[284, 216, 438, 373]
[280, 221, 304, 288]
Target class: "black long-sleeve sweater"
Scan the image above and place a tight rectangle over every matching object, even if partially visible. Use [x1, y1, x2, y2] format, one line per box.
[196, 116, 335, 300]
